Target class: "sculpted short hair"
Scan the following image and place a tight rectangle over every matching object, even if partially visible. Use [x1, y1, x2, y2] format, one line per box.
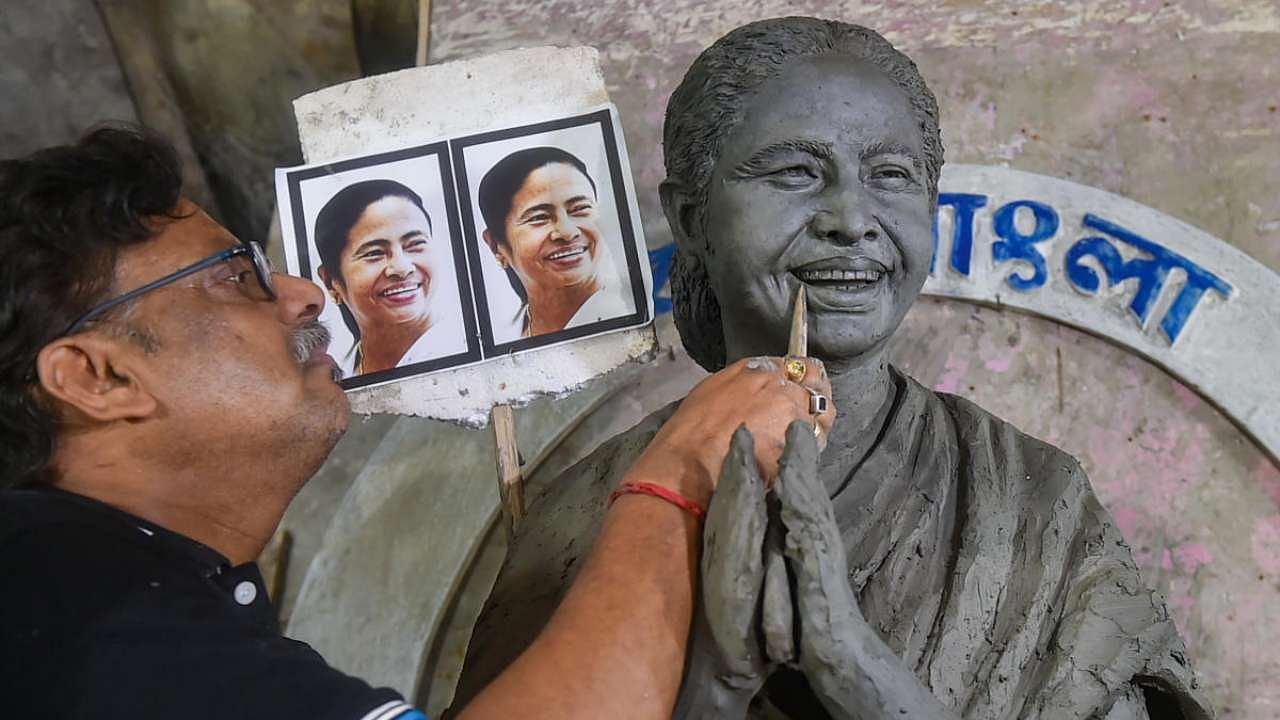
[663, 17, 945, 371]
[0, 126, 183, 487]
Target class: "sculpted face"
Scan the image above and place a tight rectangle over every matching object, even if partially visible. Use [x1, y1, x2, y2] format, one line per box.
[701, 55, 934, 362]
[333, 196, 438, 334]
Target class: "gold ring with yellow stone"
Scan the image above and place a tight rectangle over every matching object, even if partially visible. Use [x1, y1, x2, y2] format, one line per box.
[784, 357, 807, 384]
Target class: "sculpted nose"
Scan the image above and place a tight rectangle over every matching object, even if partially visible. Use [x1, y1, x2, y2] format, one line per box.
[810, 196, 882, 245]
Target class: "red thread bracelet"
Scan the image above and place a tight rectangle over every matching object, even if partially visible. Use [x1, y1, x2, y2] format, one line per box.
[608, 482, 707, 521]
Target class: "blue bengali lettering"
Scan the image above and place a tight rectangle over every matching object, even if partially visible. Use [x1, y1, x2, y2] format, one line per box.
[648, 244, 676, 315]
[1065, 214, 1233, 343]
[991, 200, 1059, 291]
[933, 193, 988, 276]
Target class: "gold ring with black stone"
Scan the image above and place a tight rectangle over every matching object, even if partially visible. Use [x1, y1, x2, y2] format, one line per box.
[806, 388, 829, 416]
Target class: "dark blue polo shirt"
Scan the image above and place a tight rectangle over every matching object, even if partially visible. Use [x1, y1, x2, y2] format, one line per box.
[0, 487, 427, 720]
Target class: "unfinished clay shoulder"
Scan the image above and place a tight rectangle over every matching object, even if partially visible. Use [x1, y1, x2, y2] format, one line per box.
[450, 401, 682, 710]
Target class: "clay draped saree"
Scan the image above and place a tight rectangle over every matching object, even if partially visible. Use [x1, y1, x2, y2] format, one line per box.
[454, 370, 1210, 720]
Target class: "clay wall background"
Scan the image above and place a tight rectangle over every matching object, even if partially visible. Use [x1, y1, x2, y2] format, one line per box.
[3, 1, 1277, 716]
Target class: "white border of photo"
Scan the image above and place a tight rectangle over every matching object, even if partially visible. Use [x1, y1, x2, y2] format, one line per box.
[280, 48, 656, 424]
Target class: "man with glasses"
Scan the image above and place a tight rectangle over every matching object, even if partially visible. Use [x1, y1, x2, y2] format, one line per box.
[0, 127, 834, 719]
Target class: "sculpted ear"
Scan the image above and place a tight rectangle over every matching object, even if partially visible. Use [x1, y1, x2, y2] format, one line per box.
[36, 335, 158, 423]
[659, 178, 703, 257]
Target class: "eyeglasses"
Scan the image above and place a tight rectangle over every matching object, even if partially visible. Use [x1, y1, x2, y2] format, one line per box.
[65, 241, 277, 336]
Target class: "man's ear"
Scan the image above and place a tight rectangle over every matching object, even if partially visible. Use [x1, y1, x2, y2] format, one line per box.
[482, 229, 512, 268]
[36, 335, 158, 423]
[659, 178, 703, 257]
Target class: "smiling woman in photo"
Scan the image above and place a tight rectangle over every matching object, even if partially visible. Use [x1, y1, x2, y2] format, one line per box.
[315, 179, 462, 376]
[478, 146, 630, 342]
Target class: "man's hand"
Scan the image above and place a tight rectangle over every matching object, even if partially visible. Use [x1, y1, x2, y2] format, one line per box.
[465, 357, 835, 720]
[626, 356, 834, 509]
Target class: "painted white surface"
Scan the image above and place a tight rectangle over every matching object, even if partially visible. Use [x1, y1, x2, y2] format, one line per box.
[291, 47, 658, 425]
[928, 164, 1280, 462]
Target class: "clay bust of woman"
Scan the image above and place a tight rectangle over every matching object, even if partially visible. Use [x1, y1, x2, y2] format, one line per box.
[477, 146, 630, 341]
[455, 18, 1209, 720]
[315, 179, 464, 376]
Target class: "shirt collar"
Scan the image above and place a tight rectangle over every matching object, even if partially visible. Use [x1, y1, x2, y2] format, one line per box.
[42, 486, 232, 577]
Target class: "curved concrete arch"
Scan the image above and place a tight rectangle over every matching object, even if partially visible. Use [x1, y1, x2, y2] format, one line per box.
[926, 164, 1280, 464]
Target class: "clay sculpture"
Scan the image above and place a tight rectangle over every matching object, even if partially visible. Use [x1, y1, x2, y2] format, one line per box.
[454, 18, 1211, 720]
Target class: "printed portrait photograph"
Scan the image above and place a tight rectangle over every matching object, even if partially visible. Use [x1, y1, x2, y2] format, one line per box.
[279, 142, 479, 389]
[453, 109, 650, 354]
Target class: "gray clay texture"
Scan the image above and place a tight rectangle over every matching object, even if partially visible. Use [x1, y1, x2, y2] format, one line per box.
[453, 17, 1211, 720]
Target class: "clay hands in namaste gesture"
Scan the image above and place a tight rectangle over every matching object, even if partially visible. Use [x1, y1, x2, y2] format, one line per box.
[683, 422, 955, 720]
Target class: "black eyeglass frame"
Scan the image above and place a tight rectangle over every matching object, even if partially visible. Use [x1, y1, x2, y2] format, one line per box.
[64, 241, 276, 336]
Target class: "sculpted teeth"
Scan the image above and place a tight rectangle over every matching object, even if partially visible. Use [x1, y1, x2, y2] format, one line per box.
[797, 269, 883, 282]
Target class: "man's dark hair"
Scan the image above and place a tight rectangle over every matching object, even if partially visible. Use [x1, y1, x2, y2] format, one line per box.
[314, 179, 431, 340]
[0, 126, 184, 487]
[476, 146, 597, 304]
[663, 17, 946, 371]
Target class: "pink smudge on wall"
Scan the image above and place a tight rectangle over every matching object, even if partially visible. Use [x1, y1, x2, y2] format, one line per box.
[979, 333, 1015, 373]
[1251, 515, 1280, 579]
[1110, 503, 1141, 539]
[1254, 460, 1280, 507]
[1173, 542, 1215, 573]
[933, 353, 970, 394]
[1171, 381, 1203, 413]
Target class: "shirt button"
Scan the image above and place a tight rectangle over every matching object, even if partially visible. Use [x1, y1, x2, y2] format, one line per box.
[233, 580, 258, 606]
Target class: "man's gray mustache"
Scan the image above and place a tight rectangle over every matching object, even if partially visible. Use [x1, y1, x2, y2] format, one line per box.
[288, 320, 331, 366]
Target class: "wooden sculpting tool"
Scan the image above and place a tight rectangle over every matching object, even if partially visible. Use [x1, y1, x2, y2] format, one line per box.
[784, 286, 809, 385]
[788, 285, 808, 357]
[786, 285, 828, 421]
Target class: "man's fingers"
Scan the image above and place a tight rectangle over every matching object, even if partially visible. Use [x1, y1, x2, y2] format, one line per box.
[679, 355, 836, 490]
[740, 356, 782, 374]
[702, 426, 768, 675]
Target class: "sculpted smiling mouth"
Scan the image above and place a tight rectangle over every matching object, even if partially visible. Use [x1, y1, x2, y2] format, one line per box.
[792, 258, 891, 289]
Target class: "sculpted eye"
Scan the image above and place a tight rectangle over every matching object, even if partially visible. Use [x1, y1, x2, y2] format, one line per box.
[767, 166, 820, 189]
[870, 164, 916, 187]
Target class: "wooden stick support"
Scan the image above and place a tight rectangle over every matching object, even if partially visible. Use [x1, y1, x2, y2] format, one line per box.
[491, 404, 525, 531]
[416, 0, 433, 66]
[262, 528, 292, 603]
